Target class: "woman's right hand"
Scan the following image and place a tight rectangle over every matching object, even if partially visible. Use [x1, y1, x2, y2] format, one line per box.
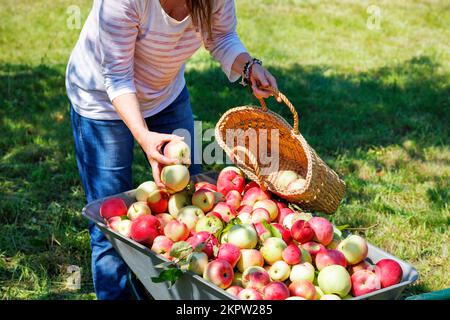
[137, 130, 184, 187]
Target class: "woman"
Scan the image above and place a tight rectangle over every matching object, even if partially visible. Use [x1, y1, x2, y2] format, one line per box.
[66, 0, 279, 299]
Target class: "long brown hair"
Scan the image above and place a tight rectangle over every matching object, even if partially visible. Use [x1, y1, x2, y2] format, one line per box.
[185, 0, 213, 39]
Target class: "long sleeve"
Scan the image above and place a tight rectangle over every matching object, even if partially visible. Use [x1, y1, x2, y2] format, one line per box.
[98, 0, 140, 102]
[203, 0, 247, 82]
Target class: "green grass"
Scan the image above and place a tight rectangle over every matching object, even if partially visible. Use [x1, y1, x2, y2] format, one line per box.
[0, 0, 449, 299]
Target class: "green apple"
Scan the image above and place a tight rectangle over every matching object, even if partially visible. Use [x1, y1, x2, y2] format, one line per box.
[187, 251, 209, 275]
[168, 191, 190, 218]
[289, 262, 315, 283]
[317, 265, 351, 298]
[337, 234, 368, 265]
[227, 224, 258, 249]
[135, 181, 158, 202]
[195, 215, 223, 238]
[260, 237, 288, 265]
[161, 165, 190, 193]
[177, 205, 205, 232]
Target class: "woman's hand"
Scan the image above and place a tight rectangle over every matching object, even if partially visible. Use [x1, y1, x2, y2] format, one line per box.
[137, 131, 184, 187]
[249, 64, 282, 102]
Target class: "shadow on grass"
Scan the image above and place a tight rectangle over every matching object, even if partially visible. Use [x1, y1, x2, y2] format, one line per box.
[0, 55, 448, 298]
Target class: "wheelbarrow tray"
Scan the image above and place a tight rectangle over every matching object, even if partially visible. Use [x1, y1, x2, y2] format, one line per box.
[82, 172, 418, 300]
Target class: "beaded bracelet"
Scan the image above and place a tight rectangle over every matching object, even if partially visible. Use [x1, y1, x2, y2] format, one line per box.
[240, 58, 263, 87]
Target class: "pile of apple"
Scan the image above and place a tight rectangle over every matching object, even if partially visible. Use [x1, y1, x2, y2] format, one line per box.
[99, 142, 403, 300]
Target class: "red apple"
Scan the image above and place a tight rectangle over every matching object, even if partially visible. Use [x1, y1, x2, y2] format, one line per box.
[226, 286, 243, 297]
[271, 223, 292, 244]
[203, 259, 234, 289]
[278, 207, 294, 225]
[192, 189, 216, 213]
[238, 288, 263, 300]
[150, 235, 174, 259]
[130, 215, 161, 246]
[194, 181, 217, 192]
[349, 260, 373, 275]
[251, 207, 270, 224]
[243, 181, 260, 194]
[275, 201, 287, 211]
[253, 199, 279, 221]
[213, 202, 237, 223]
[237, 249, 264, 272]
[217, 243, 241, 268]
[315, 249, 347, 271]
[254, 222, 272, 241]
[154, 213, 174, 229]
[187, 231, 219, 259]
[302, 242, 327, 260]
[282, 244, 302, 265]
[288, 280, 317, 300]
[241, 187, 271, 207]
[225, 190, 242, 209]
[351, 270, 381, 296]
[308, 217, 334, 246]
[242, 266, 271, 290]
[262, 281, 290, 300]
[375, 259, 403, 288]
[237, 205, 252, 215]
[147, 189, 170, 214]
[164, 220, 189, 242]
[217, 166, 245, 196]
[205, 211, 223, 220]
[291, 220, 315, 244]
[100, 197, 127, 220]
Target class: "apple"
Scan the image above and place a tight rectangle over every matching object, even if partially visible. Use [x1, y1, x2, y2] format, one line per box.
[150, 235, 173, 259]
[254, 222, 271, 241]
[285, 297, 307, 300]
[253, 199, 279, 221]
[160, 164, 190, 193]
[289, 262, 315, 283]
[164, 220, 189, 242]
[315, 249, 347, 271]
[349, 260, 373, 275]
[232, 272, 243, 287]
[327, 232, 342, 249]
[154, 213, 174, 229]
[225, 190, 241, 209]
[163, 140, 190, 165]
[237, 249, 264, 272]
[130, 215, 161, 245]
[351, 270, 381, 296]
[282, 212, 305, 230]
[192, 189, 215, 213]
[299, 246, 313, 264]
[167, 191, 190, 218]
[287, 178, 307, 192]
[375, 259, 403, 288]
[127, 201, 151, 221]
[227, 224, 258, 249]
[186, 231, 219, 259]
[194, 181, 217, 192]
[226, 286, 243, 297]
[243, 181, 260, 194]
[242, 266, 271, 290]
[321, 294, 341, 300]
[213, 202, 237, 223]
[308, 217, 334, 246]
[109, 218, 132, 237]
[238, 288, 263, 300]
[146, 189, 169, 214]
[278, 207, 294, 225]
[291, 220, 315, 244]
[217, 166, 245, 196]
[271, 223, 292, 244]
[177, 205, 205, 232]
[135, 181, 158, 202]
[100, 197, 128, 220]
[241, 187, 270, 207]
[217, 243, 241, 268]
[195, 215, 223, 238]
[275, 200, 287, 211]
[107, 216, 126, 230]
[282, 244, 302, 265]
[187, 251, 209, 275]
[251, 208, 270, 224]
[269, 260, 291, 282]
[288, 279, 317, 300]
[237, 212, 252, 225]
[263, 281, 290, 300]
[302, 242, 327, 260]
[337, 235, 368, 265]
[206, 211, 223, 220]
[317, 265, 351, 298]
[260, 237, 288, 265]
[237, 205, 253, 215]
[203, 259, 234, 289]
[275, 170, 299, 189]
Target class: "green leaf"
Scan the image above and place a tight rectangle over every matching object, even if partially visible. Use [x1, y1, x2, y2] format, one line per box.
[217, 217, 242, 240]
[170, 241, 193, 259]
[151, 266, 183, 287]
[336, 224, 350, 232]
[261, 220, 282, 239]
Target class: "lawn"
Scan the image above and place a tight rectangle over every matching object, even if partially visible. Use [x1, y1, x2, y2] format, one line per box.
[0, 0, 448, 299]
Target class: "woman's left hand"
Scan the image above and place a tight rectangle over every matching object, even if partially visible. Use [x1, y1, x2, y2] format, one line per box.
[249, 64, 282, 102]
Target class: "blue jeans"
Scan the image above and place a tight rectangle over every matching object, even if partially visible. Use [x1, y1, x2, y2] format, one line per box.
[70, 86, 201, 299]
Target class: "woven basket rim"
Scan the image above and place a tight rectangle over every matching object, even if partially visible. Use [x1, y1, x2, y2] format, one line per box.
[215, 104, 314, 197]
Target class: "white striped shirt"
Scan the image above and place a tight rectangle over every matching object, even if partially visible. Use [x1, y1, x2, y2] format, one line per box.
[66, 0, 247, 120]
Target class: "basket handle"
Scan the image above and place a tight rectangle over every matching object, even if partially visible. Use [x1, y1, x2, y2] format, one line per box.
[231, 146, 267, 191]
[257, 87, 300, 135]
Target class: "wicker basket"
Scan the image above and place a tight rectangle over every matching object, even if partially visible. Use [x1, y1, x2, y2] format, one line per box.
[214, 87, 346, 214]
